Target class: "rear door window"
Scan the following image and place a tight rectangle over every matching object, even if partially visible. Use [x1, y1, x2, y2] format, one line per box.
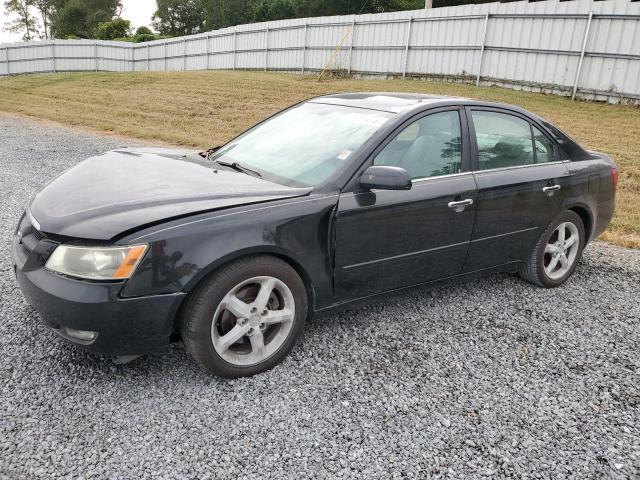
[472, 111, 534, 170]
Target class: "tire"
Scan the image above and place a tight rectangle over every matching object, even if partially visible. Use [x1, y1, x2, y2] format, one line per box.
[520, 210, 585, 288]
[180, 256, 308, 378]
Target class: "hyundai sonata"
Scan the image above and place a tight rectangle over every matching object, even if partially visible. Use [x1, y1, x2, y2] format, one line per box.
[12, 93, 617, 377]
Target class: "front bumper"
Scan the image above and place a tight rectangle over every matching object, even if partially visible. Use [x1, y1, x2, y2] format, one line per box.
[11, 227, 186, 356]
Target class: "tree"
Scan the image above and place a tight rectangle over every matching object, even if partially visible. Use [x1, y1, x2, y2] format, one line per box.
[150, 0, 425, 37]
[297, 0, 424, 17]
[135, 25, 153, 35]
[131, 26, 160, 42]
[132, 32, 160, 42]
[129, 25, 161, 42]
[251, 0, 296, 23]
[201, 0, 424, 30]
[210, 0, 254, 29]
[3, 0, 40, 41]
[95, 17, 130, 39]
[152, 0, 205, 37]
[433, 0, 514, 5]
[33, 0, 53, 38]
[3, 0, 135, 40]
[51, 0, 121, 39]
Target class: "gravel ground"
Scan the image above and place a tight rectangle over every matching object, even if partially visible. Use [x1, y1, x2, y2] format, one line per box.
[1, 116, 639, 480]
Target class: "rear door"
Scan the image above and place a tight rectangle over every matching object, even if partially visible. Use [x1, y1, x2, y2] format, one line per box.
[463, 108, 571, 272]
[334, 108, 478, 300]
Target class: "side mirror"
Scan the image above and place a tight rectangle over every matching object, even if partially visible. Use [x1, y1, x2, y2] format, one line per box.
[359, 166, 412, 191]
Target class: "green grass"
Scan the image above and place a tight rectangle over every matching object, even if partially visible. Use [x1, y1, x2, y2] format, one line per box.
[1, 71, 638, 247]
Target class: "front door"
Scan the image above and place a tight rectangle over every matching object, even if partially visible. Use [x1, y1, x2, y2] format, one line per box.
[334, 109, 478, 300]
[463, 108, 571, 272]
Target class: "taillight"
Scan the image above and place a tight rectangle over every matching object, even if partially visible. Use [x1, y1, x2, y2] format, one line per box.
[611, 168, 619, 190]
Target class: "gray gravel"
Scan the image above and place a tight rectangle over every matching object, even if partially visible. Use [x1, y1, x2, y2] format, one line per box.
[1, 115, 639, 480]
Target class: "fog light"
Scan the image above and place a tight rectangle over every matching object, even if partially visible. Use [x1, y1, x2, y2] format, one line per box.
[63, 327, 98, 342]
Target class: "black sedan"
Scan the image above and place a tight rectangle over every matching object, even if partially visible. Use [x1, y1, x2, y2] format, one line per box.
[12, 93, 617, 377]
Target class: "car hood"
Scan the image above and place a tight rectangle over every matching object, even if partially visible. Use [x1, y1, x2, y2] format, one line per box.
[29, 147, 311, 240]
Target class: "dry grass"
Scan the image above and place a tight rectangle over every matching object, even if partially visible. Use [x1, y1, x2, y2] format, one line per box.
[0, 71, 638, 248]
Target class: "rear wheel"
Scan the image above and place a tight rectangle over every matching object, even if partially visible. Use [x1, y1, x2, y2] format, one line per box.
[520, 210, 585, 288]
[180, 256, 307, 378]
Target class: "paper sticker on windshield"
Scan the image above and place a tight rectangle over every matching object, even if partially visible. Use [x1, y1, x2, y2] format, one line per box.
[337, 149, 353, 161]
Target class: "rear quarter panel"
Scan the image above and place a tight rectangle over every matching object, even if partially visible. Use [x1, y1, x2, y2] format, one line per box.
[562, 153, 616, 241]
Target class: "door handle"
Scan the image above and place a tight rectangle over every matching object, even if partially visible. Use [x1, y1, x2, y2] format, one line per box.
[542, 185, 561, 196]
[448, 199, 473, 212]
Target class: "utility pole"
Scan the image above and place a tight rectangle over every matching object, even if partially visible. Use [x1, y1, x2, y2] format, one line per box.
[425, 0, 433, 9]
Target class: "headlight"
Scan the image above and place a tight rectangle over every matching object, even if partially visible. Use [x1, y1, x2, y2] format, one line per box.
[45, 244, 148, 280]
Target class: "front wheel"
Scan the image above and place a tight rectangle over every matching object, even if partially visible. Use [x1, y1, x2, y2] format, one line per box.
[180, 256, 308, 378]
[520, 210, 585, 288]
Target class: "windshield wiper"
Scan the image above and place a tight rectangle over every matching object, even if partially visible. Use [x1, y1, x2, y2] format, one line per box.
[214, 160, 262, 178]
[199, 146, 221, 159]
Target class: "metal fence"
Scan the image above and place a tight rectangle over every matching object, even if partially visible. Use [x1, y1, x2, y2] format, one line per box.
[1, 0, 639, 103]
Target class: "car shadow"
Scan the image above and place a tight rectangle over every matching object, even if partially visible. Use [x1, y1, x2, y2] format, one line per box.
[19, 263, 586, 388]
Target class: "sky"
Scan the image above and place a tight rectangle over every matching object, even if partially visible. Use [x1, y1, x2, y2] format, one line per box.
[0, 0, 156, 44]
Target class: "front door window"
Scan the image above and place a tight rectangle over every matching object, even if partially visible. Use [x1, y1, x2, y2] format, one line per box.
[374, 111, 462, 179]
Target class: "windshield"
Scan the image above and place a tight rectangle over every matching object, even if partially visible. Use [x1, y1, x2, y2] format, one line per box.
[210, 102, 393, 186]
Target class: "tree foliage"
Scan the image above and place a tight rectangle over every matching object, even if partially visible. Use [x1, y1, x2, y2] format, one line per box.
[432, 0, 518, 5]
[32, 0, 54, 38]
[51, 0, 122, 39]
[2, 0, 169, 41]
[135, 25, 153, 35]
[152, 0, 426, 37]
[152, 0, 205, 37]
[4, 0, 508, 44]
[3, 0, 40, 40]
[95, 17, 130, 40]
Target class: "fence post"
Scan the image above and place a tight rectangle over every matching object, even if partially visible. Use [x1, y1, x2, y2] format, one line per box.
[206, 33, 211, 70]
[347, 16, 356, 76]
[572, 11, 593, 101]
[52, 41, 56, 73]
[476, 12, 489, 87]
[5, 46, 10, 75]
[264, 27, 269, 72]
[301, 23, 308, 75]
[147, 44, 150, 71]
[164, 42, 167, 71]
[183, 38, 187, 71]
[232, 29, 237, 71]
[402, 16, 413, 79]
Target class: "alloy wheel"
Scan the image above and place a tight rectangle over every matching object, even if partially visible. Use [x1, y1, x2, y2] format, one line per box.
[210, 276, 295, 366]
[543, 221, 580, 280]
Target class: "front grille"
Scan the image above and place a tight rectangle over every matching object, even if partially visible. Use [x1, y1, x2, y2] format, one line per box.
[18, 214, 46, 253]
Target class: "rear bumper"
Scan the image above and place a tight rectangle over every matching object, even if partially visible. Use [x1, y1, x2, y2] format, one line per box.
[593, 197, 615, 241]
[12, 237, 186, 356]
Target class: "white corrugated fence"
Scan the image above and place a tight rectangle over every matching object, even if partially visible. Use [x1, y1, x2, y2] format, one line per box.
[1, 0, 639, 103]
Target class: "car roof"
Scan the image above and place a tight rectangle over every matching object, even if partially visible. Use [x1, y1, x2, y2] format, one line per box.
[309, 92, 556, 125]
[308, 92, 468, 114]
[308, 92, 589, 162]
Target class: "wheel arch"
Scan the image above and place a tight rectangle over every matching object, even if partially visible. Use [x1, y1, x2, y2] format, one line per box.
[175, 247, 317, 330]
[566, 204, 594, 242]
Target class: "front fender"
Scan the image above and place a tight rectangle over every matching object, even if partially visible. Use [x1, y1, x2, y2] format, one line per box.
[119, 194, 338, 310]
